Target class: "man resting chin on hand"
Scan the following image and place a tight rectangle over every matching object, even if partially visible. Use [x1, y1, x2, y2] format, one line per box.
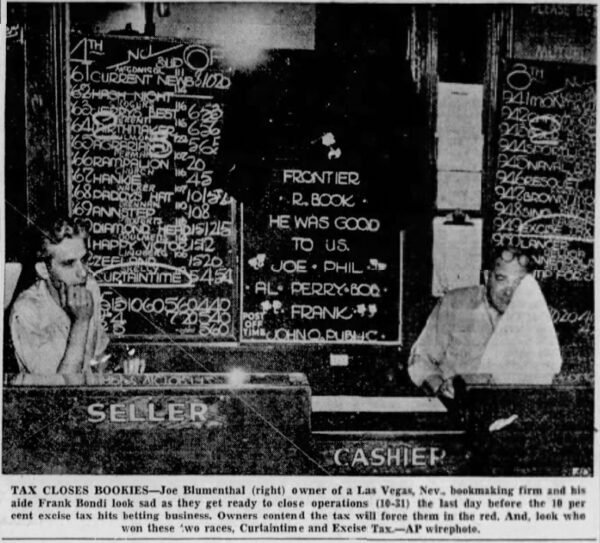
[9, 216, 145, 377]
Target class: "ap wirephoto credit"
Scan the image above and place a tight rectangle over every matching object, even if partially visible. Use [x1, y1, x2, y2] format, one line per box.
[1, 2, 597, 542]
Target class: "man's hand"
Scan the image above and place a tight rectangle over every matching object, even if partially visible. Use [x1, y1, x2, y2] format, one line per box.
[65, 285, 94, 323]
[438, 378, 455, 400]
[423, 375, 455, 399]
[57, 286, 93, 374]
[423, 374, 444, 395]
[123, 357, 146, 374]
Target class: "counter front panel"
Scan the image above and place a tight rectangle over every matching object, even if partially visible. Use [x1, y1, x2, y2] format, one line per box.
[3, 373, 311, 474]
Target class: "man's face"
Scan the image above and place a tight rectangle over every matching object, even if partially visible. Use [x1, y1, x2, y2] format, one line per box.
[486, 257, 528, 314]
[44, 236, 89, 290]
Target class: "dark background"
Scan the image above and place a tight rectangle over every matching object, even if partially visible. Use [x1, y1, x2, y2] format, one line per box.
[3, 3, 595, 392]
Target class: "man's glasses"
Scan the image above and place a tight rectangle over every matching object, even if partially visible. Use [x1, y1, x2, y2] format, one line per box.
[499, 249, 530, 268]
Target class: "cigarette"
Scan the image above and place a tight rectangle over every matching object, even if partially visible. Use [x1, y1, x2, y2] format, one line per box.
[489, 414, 518, 433]
[90, 354, 111, 367]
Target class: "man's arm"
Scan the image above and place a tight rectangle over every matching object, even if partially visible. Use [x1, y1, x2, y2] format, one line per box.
[10, 310, 59, 373]
[88, 279, 110, 363]
[57, 285, 94, 373]
[407, 298, 451, 394]
[11, 285, 93, 374]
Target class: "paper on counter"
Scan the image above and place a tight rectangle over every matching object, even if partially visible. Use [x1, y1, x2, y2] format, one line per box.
[436, 170, 482, 210]
[312, 396, 447, 413]
[489, 414, 519, 433]
[432, 216, 483, 296]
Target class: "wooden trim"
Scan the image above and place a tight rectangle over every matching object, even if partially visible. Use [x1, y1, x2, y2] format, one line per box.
[22, 3, 69, 226]
[481, 6, 511, 264]
[51, 3, 70, 214]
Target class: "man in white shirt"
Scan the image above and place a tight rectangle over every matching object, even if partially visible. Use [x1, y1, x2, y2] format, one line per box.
[10, 217, 144, 375]
[408, 247, 562, 398]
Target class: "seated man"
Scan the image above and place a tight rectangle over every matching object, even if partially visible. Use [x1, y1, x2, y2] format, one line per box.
[9, 216, 144, 376]
[408, 246, 562, 398]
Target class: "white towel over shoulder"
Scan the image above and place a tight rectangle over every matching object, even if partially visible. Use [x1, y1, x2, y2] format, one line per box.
[479, 274, 562, 384]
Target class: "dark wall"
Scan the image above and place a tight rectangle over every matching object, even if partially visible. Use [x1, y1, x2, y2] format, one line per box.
[5, 4, 431, 395]
[7, 4, 592, 390]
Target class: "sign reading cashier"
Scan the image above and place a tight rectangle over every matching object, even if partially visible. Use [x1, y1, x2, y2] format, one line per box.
[87, 396, 226, 429]
[333, 445, 446, 470]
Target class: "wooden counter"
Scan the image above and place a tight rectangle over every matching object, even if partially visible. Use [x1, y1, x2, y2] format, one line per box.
[3, 373, 593, 476]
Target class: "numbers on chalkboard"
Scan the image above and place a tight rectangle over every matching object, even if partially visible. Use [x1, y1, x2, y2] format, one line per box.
[66, 36, 238, 338]
[189, 136, 219, 156]
[190, 237, 216, 255]
[184, 171, 213, 188]
[72, 200, 93, 217]
[187, 122, 201, 138]
[186, 156, 208, 172]
[199, 125, 221, 138]
[199, 138, 219, 156]
[70, 102, 93, 118]
[491, 59, 595, 349]
[92, 110, 117, 136]
[71, 38, 104, 82]
[72, 184, 92, 200]
[70, 38, 93, 80]
[201, 103, 223, 121]
[70, 116, 93, 133]
[506, 63, 533, 91]
[187, 103, 201, 120]
[72, 167, 93, 184]
[182, 44, 213, 72]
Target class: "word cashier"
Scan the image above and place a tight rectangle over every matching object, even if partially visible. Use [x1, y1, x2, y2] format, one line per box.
[87, 401, 210, 423]
[334, 446, 446, 468]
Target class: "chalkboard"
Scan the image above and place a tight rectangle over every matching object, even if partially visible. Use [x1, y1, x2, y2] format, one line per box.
[241, 158, 401, 344]
[512, 4, 596, 65]
[490, 59, 595, 348]
[68, 34, 237, 340]
[4, 13, 26, 262]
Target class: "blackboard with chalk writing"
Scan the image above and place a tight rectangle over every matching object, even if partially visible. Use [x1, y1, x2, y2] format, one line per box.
[5, 11, 26, 263]
[490, 59, 595, 350]
[223, 50, 404, 345]
[68, 34, 237, 340]
[68, 39, 405, 346]
[241, 159, 401, 344]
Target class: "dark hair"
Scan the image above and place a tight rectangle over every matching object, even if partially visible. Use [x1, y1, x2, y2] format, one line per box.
[492, 245, 532, 272]
[35, 217, 89, 261]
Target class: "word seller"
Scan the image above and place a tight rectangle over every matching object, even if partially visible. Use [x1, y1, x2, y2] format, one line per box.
[408, 246, 562, 398]
[2, 5, 593, 481]
[9, 216, 145, 376]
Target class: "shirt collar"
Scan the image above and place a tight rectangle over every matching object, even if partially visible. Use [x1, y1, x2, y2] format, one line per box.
[481, 286, 502, 329]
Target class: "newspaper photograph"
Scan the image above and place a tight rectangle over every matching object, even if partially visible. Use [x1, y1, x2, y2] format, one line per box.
[0, 1, 598, 542]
